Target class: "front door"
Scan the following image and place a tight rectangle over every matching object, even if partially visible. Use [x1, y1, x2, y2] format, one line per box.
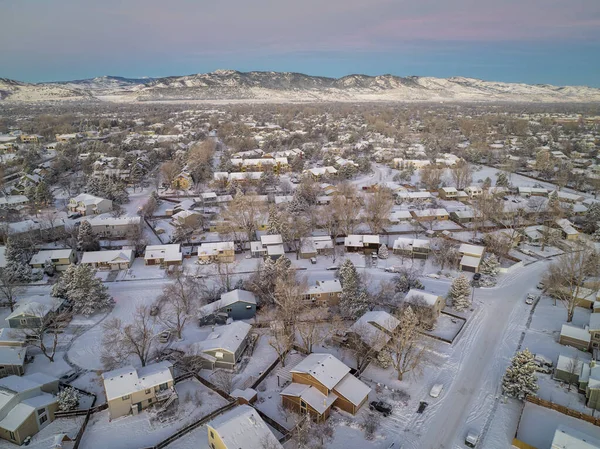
[300, 400, 307, 415]
[136, 402, 142, 413]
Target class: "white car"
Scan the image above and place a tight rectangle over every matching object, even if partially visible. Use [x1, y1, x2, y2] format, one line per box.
[429, 384, 444, 398]
[525, 293, 538, 305]
[465, 431, 479, 448]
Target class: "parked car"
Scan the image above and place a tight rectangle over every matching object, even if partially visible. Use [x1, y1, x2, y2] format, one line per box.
[534, 354, 553, 367]
[525, 293, 539, 305]
[310, 257, 317, 265]
[417, 401, 428, 413]
[369, 401, 392, 417]
[326, 265, 338, 271]
[429, 384, 444, 398]
[534, 364, 552, 374]
[385, 266, 400, 273]
[159, 330, 171, 343]
[465, 431, 479, 448]
[536, 282, 545, 290]
[60, 370, 80, 384]
[472, 273, 481, 281]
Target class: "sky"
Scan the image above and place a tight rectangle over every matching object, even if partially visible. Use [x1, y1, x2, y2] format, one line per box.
[1, 0, 599, 86]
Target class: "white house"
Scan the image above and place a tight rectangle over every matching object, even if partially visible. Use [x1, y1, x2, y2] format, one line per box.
[68, 194, 112, 216]
[80, 250, 134, 270]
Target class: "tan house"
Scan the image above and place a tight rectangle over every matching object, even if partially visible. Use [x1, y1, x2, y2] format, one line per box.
[0, 346, 27, 378]
[410, 208, 449, 222]
[392, 237, 431, 259]
[303, 280, 342, 306]
[198, 242, 235, 263]
[464, 186, 483, 198]
[84, 216, 141, 238]
[0, 373, 59, 446]
[29, 249, 75, 271]
[172, 210, 202, 228]
[559, 324, 591, 351]
[68, 194, 113, 216]
[280, 353, 371, 422]
[102, 361, 175, 420]
[403, 289, 445, 324]
[172, 172, 192, 190]
[144, 244, 183, 266]
[80, 249, 134, 270]
[458, 243, 485, 273]
[207, 404, 283, 449]
[438, 187, 458, 200]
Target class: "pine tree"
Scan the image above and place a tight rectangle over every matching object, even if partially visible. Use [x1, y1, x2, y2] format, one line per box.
[35, 181, 54, 206]
[267, 206, 282, 235]
[339, 259, 369, 318]
[548, 191, 560, 214]
[480, 254, 500, 276]
[502, 349, 539, 400]
[449, 275, 472, 311]
[378, 244, 389, 259]
[55, 265, 113, 316]
[288, 194, 308, 215]
[86, 177, 100, 196]
[129, 164, 143, 191]
[77, 220, 98, 251]
[496, 172, 509, 188]
[57, 387, 80, 411]
[3, 239, 31, 283]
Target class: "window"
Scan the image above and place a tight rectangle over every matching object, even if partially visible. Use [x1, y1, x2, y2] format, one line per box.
[148, 398, 153, 404]
[211, 444, 216, 449]
[246, 305, 252, 309]
[9, 431, 15, 441]
[37, 408, 46, 416]
[226, 307, 232, 313]
[122, 395, 130, 400]
[215, 351, 224, 359]
[210, 431, 214, 439]
[145, 389, 151, 394]
[39, 414, 48, 425]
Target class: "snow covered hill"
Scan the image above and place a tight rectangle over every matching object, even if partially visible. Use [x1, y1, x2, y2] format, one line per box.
[1, 70, 599, 103]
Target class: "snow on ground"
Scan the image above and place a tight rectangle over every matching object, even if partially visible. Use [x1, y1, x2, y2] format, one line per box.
[26, 350, 72, 378]
[427, 313, 465, 342]
[79, 378, 228, 449]
[232, 330, 278, 390]
[516, 402, 600, 449]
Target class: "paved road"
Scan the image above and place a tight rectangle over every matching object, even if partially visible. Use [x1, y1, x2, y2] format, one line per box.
[413, 261, 550, 449]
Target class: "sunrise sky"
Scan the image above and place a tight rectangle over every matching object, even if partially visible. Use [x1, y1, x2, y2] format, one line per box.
[1, 0, 599, 86]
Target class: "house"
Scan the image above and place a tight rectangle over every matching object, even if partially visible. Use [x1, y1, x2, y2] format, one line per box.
[392, 237, 431, 259]
[559, 324, 591, 351]
[450, 210, 478, 224]
[207, 404, 283, 449]
[438, 187, 458, 200]
[84, 216, 141, 238]
[198, 242, 235, 264]
[551, 426, 600, 449]
[389, 210, 413, 224]
[190, 322, 252, 370]
[29, 249, 75, 272]
[518, 186, 548, 197]
[144, 244, 183, 266]
[280, 353, 371, 421]
[0, 373, 59, 445]
[396, 191, 432, 202]
[68, 194, 112, 216]
[403, 289, 445, 322]
[172, 210, 202, 228]
[198, 290, 257, 325]
[348, 311, 400, 352]
[555, 218, 579, 240]
[458, 243, 485, 273]
[298, 236, 334, 259]
[0, 346, 27, 378]
[250, 234, 284, 260]
[80, 249, 134, 270]
[0, 195, 29, 209]
[102, 361, 175, 420]
[305, 166, 337, 179]
[410, 208, 449, 222]
[0, 329, 25, 347]
[464, 186, 483, 198]
[230, 388, 257, 406]
[344, 235, 380, 253]
[172, 172, 192, 190]
[5, 297, 65, 329]
[554, 355, 586, 386]
[303, 280, 342, 306]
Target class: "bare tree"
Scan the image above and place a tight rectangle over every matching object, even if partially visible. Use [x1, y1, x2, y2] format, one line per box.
[565, 355, 581, 392]
[432, 239, 459, 271]
[101, 304, 157, 369]
[363, 188, 394, 234]
[221, 191, 266, 249]
[363, 412, 381, 440]
[160, 161, 181, 189]
[450, 160, 472, 190]
[14, 307, 71, 362]
[296, 306, 329, 354]
[543, 248, 600, 322]
[158, 272, 203, 339]
[388, 306, 428, 381]
[0, 271, 23, 313]
[419, 165, 443, 191]
[210, 369, 235, 394]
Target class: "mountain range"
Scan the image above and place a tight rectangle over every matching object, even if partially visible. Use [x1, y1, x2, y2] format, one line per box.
[1, 70, 599, 103]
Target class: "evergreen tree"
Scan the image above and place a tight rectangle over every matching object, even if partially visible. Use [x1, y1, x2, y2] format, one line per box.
[496, 172, 509, 188]
[85, 177, 100, 195]
[129, 164, 143, 191]
[77, 220, 98, 251]
[378, 244, 389, 259]
[480, 254, 500, 276]
[502, 349, 539, 400]
[57, 387, 80, 411]
[288, 194, 308, 215]
[482, 177, 492, 189]
[3, 239, 31, 283]
[34, 181, 54, 206]
[449, 275, 472, 311]
[548, 191, 560, 214]
[54, 265, 113, 316]
[339, 259, 369, 318]
[267, 206, 282, 235]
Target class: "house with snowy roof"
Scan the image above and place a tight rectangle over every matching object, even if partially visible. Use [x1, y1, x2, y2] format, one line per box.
[551, 425, 600, 449]
[68, 194, 112, 216]
[280, 353, 371, 421]
[298, 235, 334, 259]
[197, 241, 235, 263]
[402, 289, 445, 326]
[80, 249, 134, 270]
[207, 404, 283, 449]
[458, 243, 485, 273]
[5, 296, 65, 329]
[190, 321, 252, 370]
[0, 373, 59, 445]
[198, 290, 257, 325]
[348, 311, 400, 352]
[303, 280, 342, 306]
[29, 249, 75, 272]
[83, 216, 141, 238]
[144, 244, 182, 266]
[102, 361, 175, 420]
[438, 187, 458, 200]
[392, 237, 431, 259]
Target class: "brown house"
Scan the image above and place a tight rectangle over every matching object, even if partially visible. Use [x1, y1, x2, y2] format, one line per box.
[303, 280, 342, 306]
[280, 353, 370, 422]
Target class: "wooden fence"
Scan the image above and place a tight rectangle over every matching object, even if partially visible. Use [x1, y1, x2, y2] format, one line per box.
[526, 395, 600, 426]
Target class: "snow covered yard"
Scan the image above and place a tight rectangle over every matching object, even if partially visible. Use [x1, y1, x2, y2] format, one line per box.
[426, 313, 465, 342]
[0, 416, 85, 449]
[79, 378, 228, 449]
[516, 402, 600, 449]
[232, 330, 278, 390]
